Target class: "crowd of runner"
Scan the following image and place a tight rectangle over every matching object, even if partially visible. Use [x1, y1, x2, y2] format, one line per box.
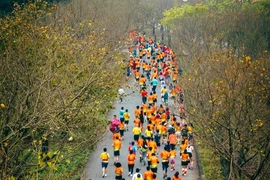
[100, 34, 194, 180]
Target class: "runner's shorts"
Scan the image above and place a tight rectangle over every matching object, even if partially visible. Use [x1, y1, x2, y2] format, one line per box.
[181, 160, 189, 166]
[170, 157, 176, 164]
[101, 162, 108, 168]
[115, 175, 122, 179]
[134, 134, 139, 141]
[114, 150, 120, 156]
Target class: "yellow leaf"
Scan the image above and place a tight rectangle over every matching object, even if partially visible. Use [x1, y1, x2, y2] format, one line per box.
[8, 176, 15, 180]
[47, 151, 52, 158]
[39, 160, 45, 167]
[0, 103, 6, 108]
[47, 161, 52, 168]
[68, 136, 73, 141]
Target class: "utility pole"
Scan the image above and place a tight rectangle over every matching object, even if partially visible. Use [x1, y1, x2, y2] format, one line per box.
[152, 18, 156, 36]
[161, 25, 164, 44]
[168, 33, 171, 47]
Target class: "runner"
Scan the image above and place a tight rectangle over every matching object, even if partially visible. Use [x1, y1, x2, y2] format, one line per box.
[187, 123, 194, 141]
[126, 65, 131, 81]
[134, 116, 141, 128]
[162, 87, 168, 104]
[133, 124, 141, 145]
[175, 122, 182, 142]
[169, 146, 176, 171]
[181, 149, 190, 176]
[135, 69, 140, 83]
[112, 131, 121, 141]
[160, 111, 167, 124]
[153, 129, 161, 155]
[123, 109, 130, 131]
[172, 171, 182, 180]
[141, 88, 148, 104]
[144, 126, 153, 141]
[169, 131, 177, 150]
[100, 148, 110, 178]
[172, 71, 178, 83]
[139, 110, 145, 130]
[142, 103, 148, 114]
[165, 107, 171, 122]
[179, 140, 187, 156]
[134, 106, 141, 118]
[134, 173, 143, 180]
[181, 124, 189, 139]
[120, 107, 125, 123]
[160, 146, 170, 179]
[110, 115, 120, 134]
[187, 143, 194, 170]
[149, 152, 159, 173]
[139, 135, 147, 165]
[151, 77, 158, 92]
[147, 137, 157, 153]
[112, 136, 122, 163]
[146, 68, 151, 83]
[132, 168, 143, 180]
[128, 141, 137, 155]
[170, 114, 177, 127]
[143, 166, 154, 180]
[119, 120, 125, 140]
[139, 75, 147, 91]
[146, 147, 153, 167]
[152, 91, 158, 104]
[152, 174, 158, 180]
[118, 88, 125, 103]
[157, 104, 165, 114]
[160, 80, 166, 91]
[115, 162, 123, 180]
[161, 122, 168, 145]
[149, 113, 156, 125]
[127, 150, 136, 176]
[147, 93, 154, 106]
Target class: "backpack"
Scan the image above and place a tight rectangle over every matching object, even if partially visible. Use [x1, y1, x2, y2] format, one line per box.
[109, 124, 116, 133]
[181, 128, 188, 137]
[128, 145, 132, 151]
[110, 124, 119, 133]
[142, 140, 147, 150]
[155, 134, 160, 144]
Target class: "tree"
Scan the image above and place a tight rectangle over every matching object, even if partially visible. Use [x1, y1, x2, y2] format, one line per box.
[0, 1, 124, 178]
[181, 48, 270, 179]
[161, 0, 270, 60]
[161, 0, 270, 179]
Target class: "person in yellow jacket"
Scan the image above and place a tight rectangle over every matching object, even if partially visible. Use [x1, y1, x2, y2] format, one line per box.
[100, 148, 110, 178]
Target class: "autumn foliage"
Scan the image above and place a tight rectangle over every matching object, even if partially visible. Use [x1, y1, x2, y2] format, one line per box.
[162, 0, 270, 179]
[181, 49, 270, 179]
[0, 1, 125, 179]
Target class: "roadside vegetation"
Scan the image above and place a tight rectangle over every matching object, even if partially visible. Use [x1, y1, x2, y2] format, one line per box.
[162, 0, 270, 179]
[1, 0, 269, 179]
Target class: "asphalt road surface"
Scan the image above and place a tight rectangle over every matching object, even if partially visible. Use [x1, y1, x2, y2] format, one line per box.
[82, 76, 199, 180]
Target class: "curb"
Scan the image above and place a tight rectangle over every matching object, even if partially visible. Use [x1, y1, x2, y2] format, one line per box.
[194, 139, 205, 180]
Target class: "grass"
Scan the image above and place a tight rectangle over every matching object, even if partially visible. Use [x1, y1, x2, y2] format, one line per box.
[198, 143, 223, 180]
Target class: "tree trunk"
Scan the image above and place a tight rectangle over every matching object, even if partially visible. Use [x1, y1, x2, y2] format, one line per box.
[220, 156, 230, 179]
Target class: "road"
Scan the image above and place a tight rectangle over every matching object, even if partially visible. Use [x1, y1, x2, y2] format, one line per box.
[82, 75, 200, 180]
